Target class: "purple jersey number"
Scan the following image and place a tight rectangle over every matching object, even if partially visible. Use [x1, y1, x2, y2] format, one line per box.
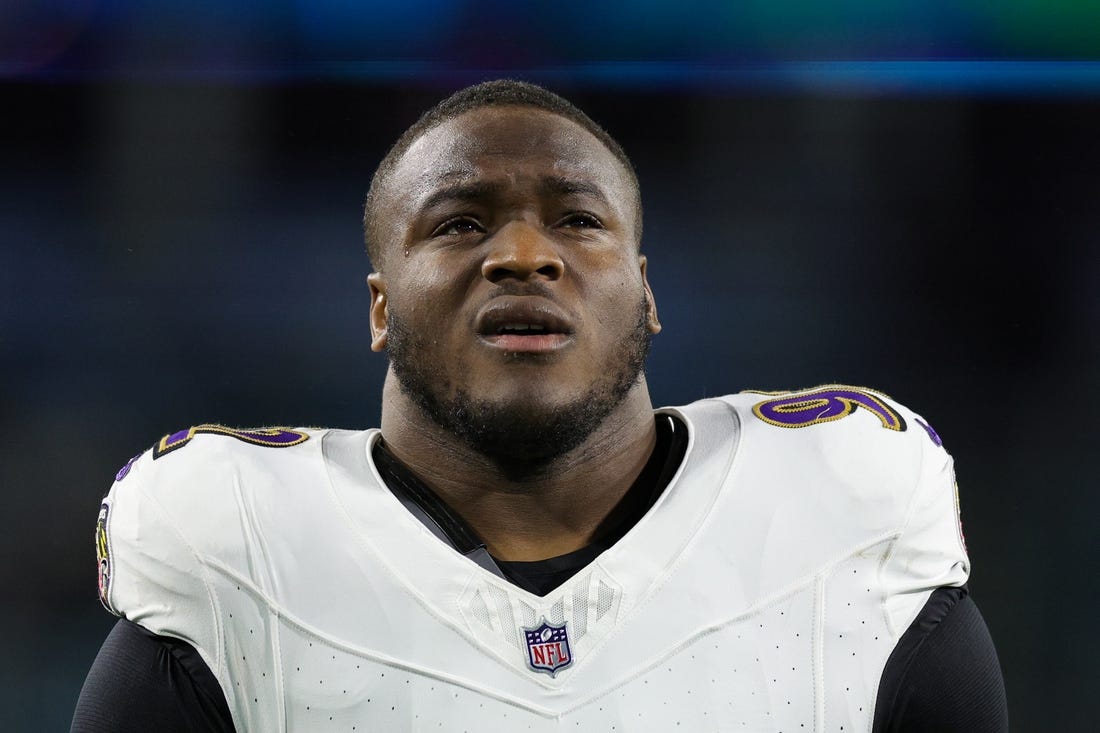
[152, 424, 310, 459]
[752, 386, 906, 432]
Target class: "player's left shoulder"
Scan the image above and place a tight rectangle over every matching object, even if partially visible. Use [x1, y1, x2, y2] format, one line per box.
[708, 386, 968, 591]
[720, 384, 952, 498]
[726, 383, 946, 450]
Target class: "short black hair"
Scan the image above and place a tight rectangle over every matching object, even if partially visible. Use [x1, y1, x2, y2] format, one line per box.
[363, 79, 642, 270]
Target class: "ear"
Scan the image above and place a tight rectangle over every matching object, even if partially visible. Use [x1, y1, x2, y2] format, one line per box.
[367, 272, 389, 351]
[639, 255, 661, 334]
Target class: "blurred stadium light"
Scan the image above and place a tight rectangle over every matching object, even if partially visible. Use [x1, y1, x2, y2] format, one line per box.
[3, 0, 1100, 92]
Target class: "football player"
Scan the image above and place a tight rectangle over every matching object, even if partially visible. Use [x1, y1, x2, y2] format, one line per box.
[72, 80, 1008, 732]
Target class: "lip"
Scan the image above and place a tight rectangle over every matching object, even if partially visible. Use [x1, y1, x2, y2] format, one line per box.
[475, 296, 575, 354]
[479, 332, 572, 353]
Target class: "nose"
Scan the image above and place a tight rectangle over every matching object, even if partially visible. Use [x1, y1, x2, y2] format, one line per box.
[481, 221, 564, 283]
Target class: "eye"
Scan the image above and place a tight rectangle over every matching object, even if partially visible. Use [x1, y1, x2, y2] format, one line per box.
[556, 212, 604, 230]
[431, 216, 484, 237]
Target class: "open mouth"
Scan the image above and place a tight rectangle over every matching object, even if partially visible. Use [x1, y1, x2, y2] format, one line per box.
[482, 330, 571, 353]
[476, 299, 574, 353]
[495, 323, 552, 335]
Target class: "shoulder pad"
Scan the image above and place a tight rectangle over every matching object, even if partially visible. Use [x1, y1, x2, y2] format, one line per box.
[151, 424, 311, 459]
[733, 384, 947, 451]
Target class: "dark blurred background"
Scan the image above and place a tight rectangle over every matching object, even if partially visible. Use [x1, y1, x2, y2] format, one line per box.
[3, 2, 1098, 731]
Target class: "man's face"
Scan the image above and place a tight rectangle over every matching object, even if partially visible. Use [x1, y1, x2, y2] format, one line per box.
[369, 106, 660, 473]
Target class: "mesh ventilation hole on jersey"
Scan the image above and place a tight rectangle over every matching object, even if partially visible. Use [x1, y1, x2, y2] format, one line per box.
[596, 580, 616, 620]
[572, 576, 590, 639]
[488, 584, 521, 649]
[469, 590, 492, 630]
[517, 598, 537, 629]
[548, 599, 565, 625]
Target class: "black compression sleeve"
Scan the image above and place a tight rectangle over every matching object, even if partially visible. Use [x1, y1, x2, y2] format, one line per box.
[873, 587, 1008, 733]
[71, 619, 235, 733]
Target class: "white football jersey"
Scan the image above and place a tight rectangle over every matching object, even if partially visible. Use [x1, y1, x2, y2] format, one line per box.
[96, 386, 968, 732]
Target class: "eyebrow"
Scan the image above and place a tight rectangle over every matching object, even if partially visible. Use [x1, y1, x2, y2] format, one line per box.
[415, 175, 611, 215]
[417, 180, 508, 214]
[537, 176, 610, 206]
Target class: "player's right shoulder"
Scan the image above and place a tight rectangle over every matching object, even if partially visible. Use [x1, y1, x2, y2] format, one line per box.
[107, 424, 318, 501]
[102, 424, 327, 544]
[97, 424, 325, 620]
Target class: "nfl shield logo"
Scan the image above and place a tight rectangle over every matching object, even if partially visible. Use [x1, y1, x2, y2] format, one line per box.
[523, 618, 573, 676]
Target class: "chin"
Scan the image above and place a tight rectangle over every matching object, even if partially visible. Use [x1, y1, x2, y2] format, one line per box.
[388, 302, 652, 475]
[447, 392, 606, 477]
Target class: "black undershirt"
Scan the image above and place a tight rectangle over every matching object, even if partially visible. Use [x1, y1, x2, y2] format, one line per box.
[371, 413, 689, 596]
[72, 417, 1008, 731]
[496, 414, 688, 595]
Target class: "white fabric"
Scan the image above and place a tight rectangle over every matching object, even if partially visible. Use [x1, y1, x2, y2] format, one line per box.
[100, 387, 968, 732]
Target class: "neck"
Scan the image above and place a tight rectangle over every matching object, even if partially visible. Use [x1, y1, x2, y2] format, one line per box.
[378, 372, 658, 561]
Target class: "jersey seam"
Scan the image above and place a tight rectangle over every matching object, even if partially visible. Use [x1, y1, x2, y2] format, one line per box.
[321, 426, 706, 692]
[272, 606, 287, 733]
[200, 553, 563, 718]
[160, 632, 234, 727]
[868, 406, 929, 732]
[318, 431, 569, 692]
[565, 534, 904, 720]
[813, 573, 826, 731]
[576, 399, 737, 676]
[129, 482, 229, 711]
[873, 588, 966, 732]
[869, 400, 958, 732]
[882, 400, 934, 642]
[864, 534, 906, 733]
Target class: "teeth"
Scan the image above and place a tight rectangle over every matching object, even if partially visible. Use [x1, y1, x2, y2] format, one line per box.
[499, 324, 547, 334]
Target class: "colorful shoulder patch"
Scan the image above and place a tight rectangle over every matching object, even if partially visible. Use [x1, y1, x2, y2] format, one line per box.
[152, 424, 310, 459]
[114, 452, 141, 482]
[96, 502, 116, 614]
[915, 417, 944, 447]
[749, 385, 906, 432]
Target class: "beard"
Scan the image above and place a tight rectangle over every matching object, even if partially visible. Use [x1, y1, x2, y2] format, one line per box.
[386, 299, 652, 480]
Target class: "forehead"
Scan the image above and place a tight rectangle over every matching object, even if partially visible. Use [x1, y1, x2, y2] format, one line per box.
[388, 106, 632, 212]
